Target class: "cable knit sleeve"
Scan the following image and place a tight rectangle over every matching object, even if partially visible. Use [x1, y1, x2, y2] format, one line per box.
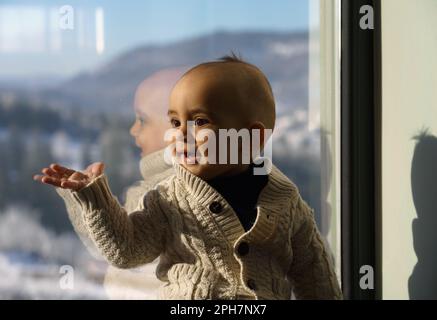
[55, 187, 103, 260]
[287, 195, 343, 300]
[69, 174, 170, 269]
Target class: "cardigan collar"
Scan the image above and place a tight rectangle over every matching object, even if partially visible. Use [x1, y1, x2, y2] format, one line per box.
[138, 150, 299, 209]
[172, 159, 298, 204]
[172, 158, 299, 245]
[138, 149, 302, 262]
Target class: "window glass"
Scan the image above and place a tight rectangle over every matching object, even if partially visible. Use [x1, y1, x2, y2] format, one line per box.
[0, 0, 341, 299]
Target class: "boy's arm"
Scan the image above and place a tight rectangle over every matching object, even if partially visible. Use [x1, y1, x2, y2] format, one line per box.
[287, 196, 343, 300]
[53, 149, 173, 256]
[68, 174, 169, 269]
[55, 187, 103, 259]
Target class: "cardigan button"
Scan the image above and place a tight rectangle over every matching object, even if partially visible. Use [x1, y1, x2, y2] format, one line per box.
[237, 241, 250, 256]
[247, 279, 257, 291]
[209, 201, 223, 214]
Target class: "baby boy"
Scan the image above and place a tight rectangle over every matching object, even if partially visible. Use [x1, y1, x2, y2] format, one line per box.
[34, 55, 342, 300]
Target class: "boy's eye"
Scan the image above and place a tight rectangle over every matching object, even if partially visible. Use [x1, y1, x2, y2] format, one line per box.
[194, 118, 209, 126]
[136, 116, 147, 127]
[170, 119, 181, 128]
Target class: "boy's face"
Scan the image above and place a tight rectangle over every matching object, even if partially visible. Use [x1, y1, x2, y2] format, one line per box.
[130, 67, 187, 157]
[168, 66, 255, 180]
[130, 113, 169, 157]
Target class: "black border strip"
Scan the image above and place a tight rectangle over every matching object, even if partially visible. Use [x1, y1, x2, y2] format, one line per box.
[374, 0, 382, 301]
[341, 0, 382, 300]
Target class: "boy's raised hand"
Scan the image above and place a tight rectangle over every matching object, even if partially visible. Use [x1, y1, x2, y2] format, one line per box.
[33, 162, 105, 191]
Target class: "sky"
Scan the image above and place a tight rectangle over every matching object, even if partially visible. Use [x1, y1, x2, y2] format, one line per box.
[0, 0, 309, 77]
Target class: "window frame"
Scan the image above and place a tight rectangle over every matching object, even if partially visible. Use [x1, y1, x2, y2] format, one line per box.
[340, 0, 382, 300]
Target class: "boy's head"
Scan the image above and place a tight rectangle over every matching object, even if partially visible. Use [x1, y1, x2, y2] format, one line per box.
[130, 67, 189, 157]
[167, 54, 276, 180]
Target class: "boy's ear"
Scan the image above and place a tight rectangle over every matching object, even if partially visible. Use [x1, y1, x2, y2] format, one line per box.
[249, 121, 267, 150]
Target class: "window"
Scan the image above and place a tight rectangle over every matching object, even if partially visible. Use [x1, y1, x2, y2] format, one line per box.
[0, 0, 341, 299]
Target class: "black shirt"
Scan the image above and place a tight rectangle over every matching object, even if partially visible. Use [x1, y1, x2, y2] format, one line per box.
[207, 163, 269, 232]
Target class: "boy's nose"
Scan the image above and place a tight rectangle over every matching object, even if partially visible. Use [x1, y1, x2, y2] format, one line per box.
[178, 123, 187, 140]
[179, 122, 195, 142]
[130, 121, 138, 137]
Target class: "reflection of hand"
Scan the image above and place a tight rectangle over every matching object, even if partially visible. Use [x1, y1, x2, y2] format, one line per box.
[33, 162, 105, 191]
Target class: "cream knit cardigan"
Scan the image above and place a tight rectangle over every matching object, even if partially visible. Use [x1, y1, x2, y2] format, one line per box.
[57, 150, 342, 300]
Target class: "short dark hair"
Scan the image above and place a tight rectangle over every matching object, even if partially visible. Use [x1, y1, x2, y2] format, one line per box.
[182, 51, 273, 93]
[217, 51, 244, 63]
[181, 51, 245, 78]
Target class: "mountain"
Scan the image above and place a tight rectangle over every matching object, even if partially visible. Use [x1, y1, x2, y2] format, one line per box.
[40, 30, 309, 115]
[0, 75, 65, 91]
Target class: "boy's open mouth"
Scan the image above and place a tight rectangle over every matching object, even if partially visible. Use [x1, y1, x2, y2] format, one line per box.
[176, 149, 198, 164]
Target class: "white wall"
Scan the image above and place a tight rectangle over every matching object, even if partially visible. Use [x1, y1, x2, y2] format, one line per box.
[381, 0, 437, 299]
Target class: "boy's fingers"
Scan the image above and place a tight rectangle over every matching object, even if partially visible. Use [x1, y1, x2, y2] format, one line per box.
[42, 167, 61, 178]
[70, 171, 87, 181]
[33, 174, 73, 189]
[50, 163, 76, 176]
[60, 180, 84, 190]
[33, 174, 44, 182]
[40, 176, 63, 188]
[35, 163, 94, 190]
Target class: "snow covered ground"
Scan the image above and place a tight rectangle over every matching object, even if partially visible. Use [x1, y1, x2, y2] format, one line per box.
[0, 206, 163, 300]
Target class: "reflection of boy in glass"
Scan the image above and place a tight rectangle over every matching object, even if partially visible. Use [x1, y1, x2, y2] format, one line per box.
[47, 67, 186, 299]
